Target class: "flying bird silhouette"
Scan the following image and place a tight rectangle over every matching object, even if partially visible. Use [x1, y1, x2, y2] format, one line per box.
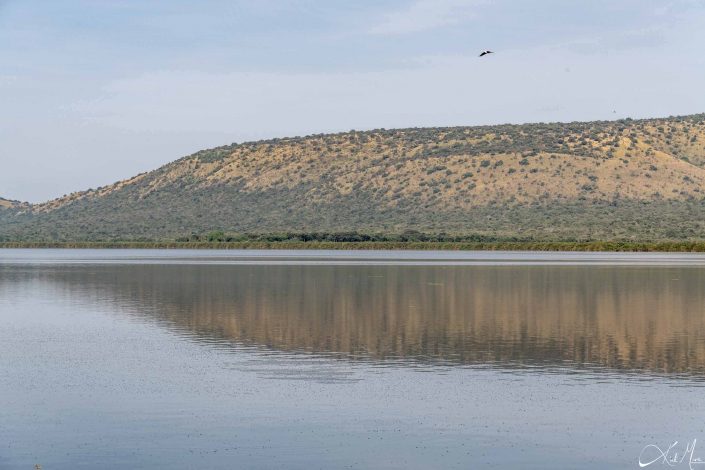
[479, 50, 494, 57]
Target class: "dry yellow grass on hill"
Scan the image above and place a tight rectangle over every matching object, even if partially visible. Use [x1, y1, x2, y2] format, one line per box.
[0, 197, 25, 210]
[3, 113, 705, 241]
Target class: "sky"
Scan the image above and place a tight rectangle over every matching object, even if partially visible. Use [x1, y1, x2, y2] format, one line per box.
[1, 0, 705, 202]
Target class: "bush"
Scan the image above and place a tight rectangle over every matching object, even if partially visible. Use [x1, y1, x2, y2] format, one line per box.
[207, 230, 225, 242]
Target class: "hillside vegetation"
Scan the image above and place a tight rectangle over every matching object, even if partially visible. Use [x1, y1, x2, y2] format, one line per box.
[0, 198, 26, 210]
[2, 114, 705, 242]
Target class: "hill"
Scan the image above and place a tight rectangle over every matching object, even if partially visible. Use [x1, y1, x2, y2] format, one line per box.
[0, 198, 20, 209]
[2, 113, 705, 242]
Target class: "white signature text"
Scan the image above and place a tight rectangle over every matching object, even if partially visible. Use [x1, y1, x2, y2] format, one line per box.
[639, 440, 705, 469]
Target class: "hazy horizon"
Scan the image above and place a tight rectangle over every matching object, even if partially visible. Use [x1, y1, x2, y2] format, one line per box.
[2, 0, 705, 203]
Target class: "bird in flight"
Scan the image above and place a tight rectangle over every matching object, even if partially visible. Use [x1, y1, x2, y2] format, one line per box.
[479, 50, 494, 57]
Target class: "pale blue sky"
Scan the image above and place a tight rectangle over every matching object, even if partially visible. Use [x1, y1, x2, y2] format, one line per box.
[2, 0, 705, 202]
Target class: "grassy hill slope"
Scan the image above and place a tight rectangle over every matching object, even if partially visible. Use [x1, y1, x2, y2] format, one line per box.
[2, 114, 705, 242]
[0, 198, 26, 210]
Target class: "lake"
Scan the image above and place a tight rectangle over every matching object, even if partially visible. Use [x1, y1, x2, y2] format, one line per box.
[2, 249, 705, 469]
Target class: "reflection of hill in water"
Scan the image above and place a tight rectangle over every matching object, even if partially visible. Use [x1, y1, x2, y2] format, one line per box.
[21, 264, 705, 374]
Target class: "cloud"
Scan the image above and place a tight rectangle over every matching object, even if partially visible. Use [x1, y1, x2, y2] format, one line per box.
[369, 0, 486, 35]
[557, 27, 667, 55]
[0, 74, 17, 86]
[653, 0, 705, 16]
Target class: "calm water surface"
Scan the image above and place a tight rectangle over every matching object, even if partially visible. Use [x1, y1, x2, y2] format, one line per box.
[2, 249, 705, 469]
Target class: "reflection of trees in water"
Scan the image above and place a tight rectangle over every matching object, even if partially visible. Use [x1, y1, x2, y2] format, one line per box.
[22, 264, 705, 374]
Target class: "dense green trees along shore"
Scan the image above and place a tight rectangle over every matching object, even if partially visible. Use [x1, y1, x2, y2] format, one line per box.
[4, 231, 705, 251]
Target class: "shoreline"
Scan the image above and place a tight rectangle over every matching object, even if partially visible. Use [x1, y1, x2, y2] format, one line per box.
[3, 241, 705, 252]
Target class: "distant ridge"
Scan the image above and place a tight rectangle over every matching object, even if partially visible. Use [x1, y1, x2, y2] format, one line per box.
[0, 197, 26, 210]
[2, 113, 705, 242]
